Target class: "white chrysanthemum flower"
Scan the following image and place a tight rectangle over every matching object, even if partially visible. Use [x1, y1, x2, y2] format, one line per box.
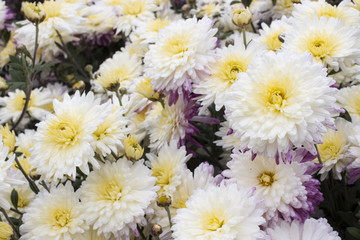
[225, 51, 339, 159]
[0, 1, 8, 30]
[42, 82, 69, 112]
[194, 38, 265, 113]
[256, 18, 292, 51]
[214, 120, 240, 151]
[0, 34, 16, 68]
[15, 0, 85, 61]
[282, 16, 360, 71]
[91, 100, 130, 157]
[79, 159, 158, 239]
[292, 0, 360, 26]
[94, 51, 142, 92]
[148, 96, 196, 151]
[79, 4, 116, 36]
[0, 139, 24, 210]
[20, 183, 88, 240]
[223, 150, 322, 224]
[30, 91, 112, 182]
[146, 140, 191, 196]
[266, 218, 340, 240]
[0, 88, 52, 124]
[316, 118, 355, 180]
[114, 0, 157, 35]
[172, 183, 265, 240]
[134, 17, 171, 44]
[79, 228, 116, 240]
[144, 16, 217, 94]
[337, 85, 360, 123]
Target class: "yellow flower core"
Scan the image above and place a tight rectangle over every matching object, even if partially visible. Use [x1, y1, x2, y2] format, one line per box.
[105, 0, 124, 6]
[202, 4, 219, 16]
[202, 211, 226, 232]
[215, 54, 250, 85]
[53, 209, 72, 228]
[0, 124, 16, 153]
[315, 3, 341, 20]
[303, 32, 336, 61]
[264, 31, 284, 51]
[97, 67, 131, 90]
[12, 156, 32, 175]
[102, 180, 122, 201]
[148, 19, 170, 33]
[152, 161, 174, 192]
[123, 0, 145, 15]
[317, 129, 344, 163]
[258, 172, 275, 186]
[47, 115, 81, 147]
[163, 35, 190, 57]
[0, 222, 13, 240]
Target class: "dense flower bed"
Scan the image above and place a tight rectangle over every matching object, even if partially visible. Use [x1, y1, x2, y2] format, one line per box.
[0, 0, 360, 239]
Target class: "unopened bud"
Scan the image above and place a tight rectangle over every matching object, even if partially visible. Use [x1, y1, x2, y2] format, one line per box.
[188, 0, 196, 4]
[157, 194, 172, 208]
[15, 44, 27, 54]
[119, 87, 127, 95]
[0, 77, 8, 91]
[181, 4, 191, 11]
[124, 135, 144, 161]
[72, 80, 85, 91]
[151, 224, 163, 236]
[22, 2, 46, 23]
[0, 222, 13, 240]
[232, 5, 252, 27]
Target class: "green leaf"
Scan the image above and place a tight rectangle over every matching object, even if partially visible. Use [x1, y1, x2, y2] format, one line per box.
[242, 0, 253, 7]
[10, 189, 18, 209]
[32, 61, 58, 74]
[230, 0, 241, 4]
[348, 227, 360, 239]
[340, 109, 352, 122]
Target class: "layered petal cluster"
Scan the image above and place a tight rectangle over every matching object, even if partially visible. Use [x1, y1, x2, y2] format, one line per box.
[224, 51, 340, 159]
[30, 91, 112, 182]
[172, 183, 266, 240]
[223, 150, 322, 225]
[20, 183, 87, 240]
[79, 159, 158, 239]
[144, 16, 217, 95]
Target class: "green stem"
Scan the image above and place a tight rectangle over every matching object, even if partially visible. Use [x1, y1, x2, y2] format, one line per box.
[242, 26, 247, 48]
[115, 90, 123, 106]
[40, 180, 50, 193]
[14, 158, 39, 194]
[32, 22, 39, 69]
[164, 206, 173, 228]
[10, 208, 23, 215]
[0, 207, 20, 238]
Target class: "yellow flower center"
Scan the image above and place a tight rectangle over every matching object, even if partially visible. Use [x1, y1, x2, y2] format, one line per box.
[148, 19, 170, 33]
[103, 180, 122, 201]
[152, 164, 174, 190]
[105, 0, 124, 5]
[266, 86, 288, 111]
[41, 1, 63, 20]
[47, 116, 81, 147]
[265, 32, 283, 51]
[136, 78, 160, 99]
[203, 212, 226, 232]
[12, 91, 33, 112]
[258, 172, 275, 186]
[303, 32, 337, 61]
[202, 4, 219, 16]
[317, 130, 344, 162]
[163, 35, 190, 57]
[216, 54, 250, 84]
[123, 0, 144, 15]
[0, 124, 16, 153]
[53, 209, 72, 228]
[315, 3, 341, 20]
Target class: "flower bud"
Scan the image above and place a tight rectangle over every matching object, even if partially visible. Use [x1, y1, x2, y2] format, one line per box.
[0, 222, 13, 240]
[22, 2, 46, 23]
[232, 5, 252, 27]
[151, 224, 163, 236]
[181, 4, 191, 12]
[72, 80, 85, 91]
[156, 194, 172, 208]
[0, 77, 8, 91]
[124, 135, 144, 161]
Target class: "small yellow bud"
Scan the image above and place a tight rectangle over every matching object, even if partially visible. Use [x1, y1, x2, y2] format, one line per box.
[124, 135, 144, 161]
[0, 222, 13, 240]
[156, 194, 172, 208]
[0, 77, 8, 91]
[72, 80, 85, 91]
[232, 5, 252, 27]
[22, 2, 46, 23]
[151, 224, 163, 236]
[0, 124, 16, 153]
